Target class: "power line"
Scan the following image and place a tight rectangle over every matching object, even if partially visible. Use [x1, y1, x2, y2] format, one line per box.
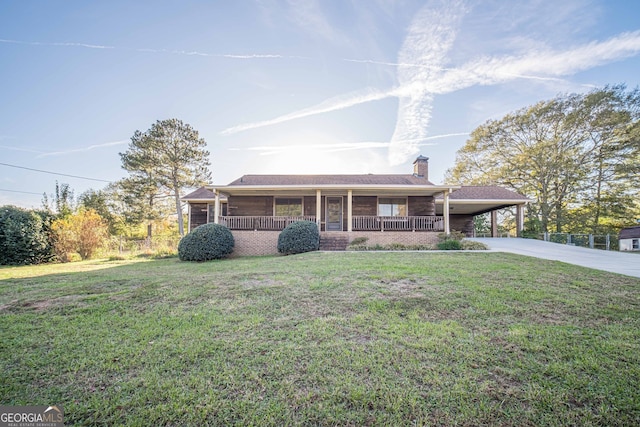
[0, 162, 112, 183]
[0, 188, 43, 195]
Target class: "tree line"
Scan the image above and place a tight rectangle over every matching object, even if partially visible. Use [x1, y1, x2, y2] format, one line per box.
[446, 85, 640, 235]
[0, 119, 211, 265]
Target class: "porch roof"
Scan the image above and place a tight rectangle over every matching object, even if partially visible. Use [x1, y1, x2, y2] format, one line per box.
[435, 185, 530, 215]
[208, 183, 459, 197]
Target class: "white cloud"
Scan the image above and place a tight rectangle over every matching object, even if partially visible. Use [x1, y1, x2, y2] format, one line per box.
[37, 140, 128, 158]
[388, 0, 468, 165]
[220, 87, 393, 135]
[0, 38, 114, 49]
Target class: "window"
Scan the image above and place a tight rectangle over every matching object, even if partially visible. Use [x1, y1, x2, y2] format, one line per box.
[378, 198, 407, 217]
[275, 198, 302, 216]
[633, 239, 639, 250]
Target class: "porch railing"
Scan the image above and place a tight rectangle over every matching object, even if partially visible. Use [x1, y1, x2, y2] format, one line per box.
[219, 216, 316, 230]
[352, 216, 443, 232]
[218, 215, 443, 231]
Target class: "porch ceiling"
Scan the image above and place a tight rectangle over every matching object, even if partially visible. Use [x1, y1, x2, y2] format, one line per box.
[435, 199, 528, 215]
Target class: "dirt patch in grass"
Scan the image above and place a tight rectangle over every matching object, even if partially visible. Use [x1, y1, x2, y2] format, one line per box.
[1, 294, 87, 312]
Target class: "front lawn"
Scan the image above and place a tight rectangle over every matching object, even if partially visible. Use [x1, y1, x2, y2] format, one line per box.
[1, 252, 639, 426]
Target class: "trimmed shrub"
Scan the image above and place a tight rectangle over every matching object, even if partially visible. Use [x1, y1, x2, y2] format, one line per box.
[437, 230, 465, 242]
[277, 221, 319, 255]
[0, 206, 54, 265]
[178, 223, 234, 261]
[350, 236, 369, 246]
[460, 240, 489, 250]
[437, 239, 462, 250]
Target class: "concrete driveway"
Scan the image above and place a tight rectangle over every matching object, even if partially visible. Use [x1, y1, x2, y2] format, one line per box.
[470, 238, 640, 279]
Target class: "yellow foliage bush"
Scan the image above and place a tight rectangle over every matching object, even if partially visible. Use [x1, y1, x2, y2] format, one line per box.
[51, 208, 108, 261]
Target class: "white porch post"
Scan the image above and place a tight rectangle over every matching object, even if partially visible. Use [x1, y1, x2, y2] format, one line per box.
[187, 203, 192, 232]
[214, 191, 220, 224]
[316, 190, 322, 231]
[347, 190, 353, 232]
[516, 204, 524, 237]
[443, 189, 451, 234]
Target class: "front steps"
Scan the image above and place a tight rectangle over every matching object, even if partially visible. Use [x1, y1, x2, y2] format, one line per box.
[319, 235, 350, 251]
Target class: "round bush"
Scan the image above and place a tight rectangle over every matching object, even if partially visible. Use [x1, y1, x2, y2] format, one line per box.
[277, 220, 320, 255]
[178, 223, 234, 261]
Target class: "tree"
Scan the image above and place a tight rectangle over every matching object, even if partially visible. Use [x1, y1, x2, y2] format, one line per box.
[446, 86, 640, 234]
[116, 176, 173, 239]
[120, 119, 211, 236]
[42, 182, 75, 217]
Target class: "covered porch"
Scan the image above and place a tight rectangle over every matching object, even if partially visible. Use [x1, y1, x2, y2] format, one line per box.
[204, 184, 457, 234]
[218, 214, 445, 232]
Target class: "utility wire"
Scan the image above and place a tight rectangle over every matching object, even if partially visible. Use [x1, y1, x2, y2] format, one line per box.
[0, 162, 112, 183]
[0, 188, 43, 195]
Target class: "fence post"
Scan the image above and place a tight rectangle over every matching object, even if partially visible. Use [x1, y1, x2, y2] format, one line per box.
[589, 234, 594, 249]
[567, 234, 572, 245]
[606, 234, 610, 251]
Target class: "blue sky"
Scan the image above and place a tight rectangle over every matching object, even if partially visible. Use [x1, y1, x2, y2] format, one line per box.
[2, 0, 640, 208]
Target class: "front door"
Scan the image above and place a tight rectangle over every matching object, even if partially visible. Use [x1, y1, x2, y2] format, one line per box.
[326, 197, 343, 231]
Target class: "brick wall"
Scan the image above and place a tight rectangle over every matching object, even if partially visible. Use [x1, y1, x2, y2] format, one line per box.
[230, 230, 281, 256]
[230, 230, 440, 256]
[344, 231, 439, 247]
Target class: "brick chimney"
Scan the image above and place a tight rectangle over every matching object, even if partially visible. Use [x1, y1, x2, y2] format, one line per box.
[413, 155, 429, 179]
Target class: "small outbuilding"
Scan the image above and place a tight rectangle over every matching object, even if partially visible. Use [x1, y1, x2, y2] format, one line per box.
[619, 226, 640, 251]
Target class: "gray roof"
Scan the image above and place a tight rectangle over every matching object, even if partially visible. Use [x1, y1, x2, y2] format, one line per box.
[620, 226, 640, 239]
[227, 174, 434, 186]
[447, 186, 529, 200]
[181, 187, 217, 200]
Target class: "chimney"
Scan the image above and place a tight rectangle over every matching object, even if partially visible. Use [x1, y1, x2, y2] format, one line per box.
[413, 155, 429, 179]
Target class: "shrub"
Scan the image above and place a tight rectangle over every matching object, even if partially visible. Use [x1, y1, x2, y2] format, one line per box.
[460, 240, 489, 250]
[437, 230, 465, 242]
[0, 206, 54, 265]
[277, 221, 319, 255]
[178, 223, 234, 261]
[51, 208, 108, 261]
[437, 239, 462, 250]
[350, 236, 369, 246]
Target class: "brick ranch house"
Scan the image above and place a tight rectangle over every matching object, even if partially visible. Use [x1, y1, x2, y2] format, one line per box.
[182, 156, 529, 256]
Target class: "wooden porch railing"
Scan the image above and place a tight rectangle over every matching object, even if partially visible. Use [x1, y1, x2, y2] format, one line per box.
[352, 216, 443, 231]
[219, 216, 316, 230]
[218, 215, 444, 231]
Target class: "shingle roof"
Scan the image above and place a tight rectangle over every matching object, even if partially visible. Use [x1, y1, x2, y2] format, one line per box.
[620, 226, 640, 239]
[181, 187, 217, 200]
[227, 174, 434, 186]
[445, 186, 529, 200]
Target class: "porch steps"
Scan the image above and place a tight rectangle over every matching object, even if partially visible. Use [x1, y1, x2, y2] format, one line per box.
[319, 235, 350, 251]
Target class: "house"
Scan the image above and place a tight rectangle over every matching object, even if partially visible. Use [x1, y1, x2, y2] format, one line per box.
[619, 226, 640, 251]
[182, 156, 529, 256]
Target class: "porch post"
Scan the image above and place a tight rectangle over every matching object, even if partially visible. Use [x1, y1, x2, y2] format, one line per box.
[347, 190, 353, 232]
[214, 191, 220, 224]
[316, 190, 322, 231]
[443, 189, 450, 234]
[516, 204, 524, 237]
[187, 203, 192, 232]
[491, 210, 498, 237]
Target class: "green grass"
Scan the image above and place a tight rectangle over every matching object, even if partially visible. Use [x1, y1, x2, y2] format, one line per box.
[1, 252, 639, 426]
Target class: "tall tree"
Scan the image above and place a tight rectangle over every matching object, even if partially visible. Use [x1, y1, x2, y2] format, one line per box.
[446, 86, 640, 234]
[120, 119, 211, 236]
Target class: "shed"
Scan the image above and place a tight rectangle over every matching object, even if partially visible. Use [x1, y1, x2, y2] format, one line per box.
[619, 226, 640, 251]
